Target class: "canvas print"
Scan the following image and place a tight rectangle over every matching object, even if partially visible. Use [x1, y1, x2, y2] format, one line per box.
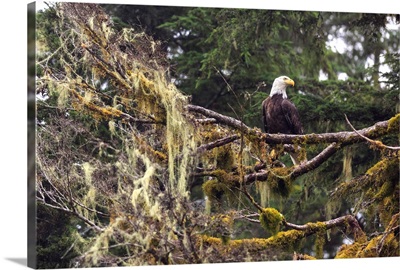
[28, 1, 399, 268]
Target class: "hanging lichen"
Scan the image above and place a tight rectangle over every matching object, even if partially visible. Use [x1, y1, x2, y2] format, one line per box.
[314, 229, 325, 259]
[267, 167, 293, 197]
[256, 181, 270, 207]
[342, 146, 353, 182]
[35, 3, 400, 266]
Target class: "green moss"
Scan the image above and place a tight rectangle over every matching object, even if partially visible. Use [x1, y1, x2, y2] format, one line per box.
[366, 156, 398, 190]
[336, 212, 399, 258]
[212, 169, 230, 183]
[374, 180, 395, 201]
[379, 193, 399, 228]
[375, 233, 399, 257]
[216, 145, 235, 171]
[267, 229, 306, 251]
[301, 254, 316, 260]
[207, 214, 234, 244]
[200, 229, 305, 253]
[387, 113, 400, 133]
[305, 221, 327, 232]
[202, 179, 225, 200]
[267, 167, 293, 197]
[211, 169, 241, 187]
[259, 207, 284, 235]
[366, 155, 398, 177]
[335, 242, 364, 258]
[336, 232, 399, 258]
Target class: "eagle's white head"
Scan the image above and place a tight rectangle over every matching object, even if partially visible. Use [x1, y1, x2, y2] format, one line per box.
[269, 76, 295, 99]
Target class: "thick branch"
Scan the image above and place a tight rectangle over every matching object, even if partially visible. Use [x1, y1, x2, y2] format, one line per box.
[265, 117, 394, 144]
[188, 105, 397, 183]
[291, 142, 340, 178]
[345, 114, 400, 150]
[201, 214, 365, 254]
[284, 215, 365, 241]
[244, 142, 341, 184]
[234, 213, 365, 241]
[187, 104, 397, 145]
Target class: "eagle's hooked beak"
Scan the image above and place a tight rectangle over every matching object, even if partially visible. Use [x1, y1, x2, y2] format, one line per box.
[285, 78, 295, 87]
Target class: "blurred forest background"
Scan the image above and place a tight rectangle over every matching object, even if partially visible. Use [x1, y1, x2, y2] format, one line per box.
[30, 2, 399, 268]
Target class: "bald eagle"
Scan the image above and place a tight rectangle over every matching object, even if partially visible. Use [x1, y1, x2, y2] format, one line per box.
[262, 76, 305, 165]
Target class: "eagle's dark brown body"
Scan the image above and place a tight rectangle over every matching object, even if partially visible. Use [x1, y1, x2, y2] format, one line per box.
[262, 94, 303, 135]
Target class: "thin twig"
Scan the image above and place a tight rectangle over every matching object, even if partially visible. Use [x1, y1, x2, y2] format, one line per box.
[345, 114, 400, 150]
[196, 135, 239, 154]
[238, 185, 264, 212]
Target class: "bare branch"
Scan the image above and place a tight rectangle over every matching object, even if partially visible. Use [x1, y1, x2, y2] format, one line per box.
[291, 142, 340, 178]
[238, 186, 264, 212]
[37, 200, 104, 232]
[186, 105, 252, 133]
[194, 118, 217, 124]
[345, 114, 400, 151]
[196, 135, 239, 154]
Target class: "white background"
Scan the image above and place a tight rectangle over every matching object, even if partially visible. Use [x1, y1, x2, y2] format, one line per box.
[1, 0, 399, 269]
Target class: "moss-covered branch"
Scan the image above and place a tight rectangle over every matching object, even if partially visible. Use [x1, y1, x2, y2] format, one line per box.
[200, 214, 365, 255]
[35, 2, 399, 265]
[189, 104, 398, 187]
[284, 215, 366, 241]
[262, 115, 397, 144]
[336, 213, 399, 258]
[244, 142, 340, 184]
[188, 104, 399, 145]
[345, 114, 400, 151]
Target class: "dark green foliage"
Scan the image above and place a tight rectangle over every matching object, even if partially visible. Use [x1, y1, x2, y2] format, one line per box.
[36, 205, 80, 269]
[159, 8, 329, 115]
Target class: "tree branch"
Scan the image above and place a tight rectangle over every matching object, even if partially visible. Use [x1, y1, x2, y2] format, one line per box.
[187, 104, 398, 145]
[186, 104, 252, 133]
[196, 135, 239, 154]
[291, 142, 340, 178]
[345, 114, 400, 151]
[234, 212, 365, 242]
[284, 215, 365, 241]
[37, 200, 104, 232]
[244, 142, 341, 184]
[200, 214, 365, 253]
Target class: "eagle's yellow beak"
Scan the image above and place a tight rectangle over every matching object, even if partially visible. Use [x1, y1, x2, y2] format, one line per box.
[285, 78, 295, 87]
